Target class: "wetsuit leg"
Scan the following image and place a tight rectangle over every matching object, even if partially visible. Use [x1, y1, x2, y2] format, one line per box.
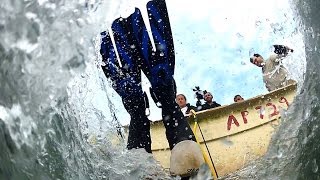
[131, 0, 196, 149]
[101, 0, 196, 151]
[100, 14, 151, 153]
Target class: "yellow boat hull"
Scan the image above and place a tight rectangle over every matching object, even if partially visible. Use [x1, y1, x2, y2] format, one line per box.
[150, 84, 297, 176]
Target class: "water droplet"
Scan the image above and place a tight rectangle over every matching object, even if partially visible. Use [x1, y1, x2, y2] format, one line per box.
[236, 33, 243, 38]
[76, 18, 85, 27]
[249, 48, 255, 56]
[123, 64, 129, 70]
[160, 52, 164, 56]
[312, 159, 318, 173]
[49, 95, 54, 99]
[255, 20, 262, 27]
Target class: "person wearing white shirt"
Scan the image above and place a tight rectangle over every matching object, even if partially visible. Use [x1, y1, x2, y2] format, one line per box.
[176, 94, 197, 116]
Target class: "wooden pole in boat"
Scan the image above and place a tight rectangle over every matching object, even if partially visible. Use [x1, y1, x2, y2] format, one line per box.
[190, 110, 219, 179]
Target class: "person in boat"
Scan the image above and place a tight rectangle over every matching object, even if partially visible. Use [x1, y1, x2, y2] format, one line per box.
[176, 94, 197, 116]
[201, 92, 221, 110]
[250, 45, 296, 92]
[234, 95, 244, 102]
[100, 0, 204, 177]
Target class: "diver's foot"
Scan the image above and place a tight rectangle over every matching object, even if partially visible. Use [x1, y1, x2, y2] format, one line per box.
[169, 140, 205, 178]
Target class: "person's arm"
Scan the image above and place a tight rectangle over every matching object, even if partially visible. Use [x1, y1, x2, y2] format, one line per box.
[186, 105, 196, 115]
[199, 103, 208, 111]
[215, 102, 221, 107]
[285, 46, 294, 52]
[193, 105, 199, 112]
[269, 53, 288, 63]
[271, 45, 293, 62]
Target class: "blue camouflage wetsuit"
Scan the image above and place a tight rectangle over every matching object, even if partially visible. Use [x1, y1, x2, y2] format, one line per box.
[100, 0, 195, 153]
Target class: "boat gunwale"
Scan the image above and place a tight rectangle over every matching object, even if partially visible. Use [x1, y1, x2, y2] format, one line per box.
[149, 83, 297, 125]
[151, 116, 281, 152]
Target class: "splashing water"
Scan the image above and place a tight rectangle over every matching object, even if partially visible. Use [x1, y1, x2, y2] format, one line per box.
[0, 0, 319, 179]
[0, 0, 170, 179]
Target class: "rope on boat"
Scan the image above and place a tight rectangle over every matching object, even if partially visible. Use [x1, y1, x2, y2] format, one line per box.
[190, 109, 219, 179]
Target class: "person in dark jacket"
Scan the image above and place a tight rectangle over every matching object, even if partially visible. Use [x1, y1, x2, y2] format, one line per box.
[176, 94, 197, 116]
[201, 92, 221, 110]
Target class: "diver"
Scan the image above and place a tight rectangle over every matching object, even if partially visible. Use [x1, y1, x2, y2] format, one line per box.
[100, 0, 204, 177]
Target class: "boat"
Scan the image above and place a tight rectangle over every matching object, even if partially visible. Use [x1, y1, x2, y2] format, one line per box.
[149, 83, 297, 177]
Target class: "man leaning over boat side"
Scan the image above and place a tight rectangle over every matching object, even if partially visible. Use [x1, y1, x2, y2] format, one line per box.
[250, 45, 296, 92]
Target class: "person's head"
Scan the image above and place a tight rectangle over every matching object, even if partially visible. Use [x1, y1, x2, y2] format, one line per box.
[204, 92, 213, 103]
[250, 53, 264, 67]
[176, 94, 187, 108]
[234, 95, 244, 102]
